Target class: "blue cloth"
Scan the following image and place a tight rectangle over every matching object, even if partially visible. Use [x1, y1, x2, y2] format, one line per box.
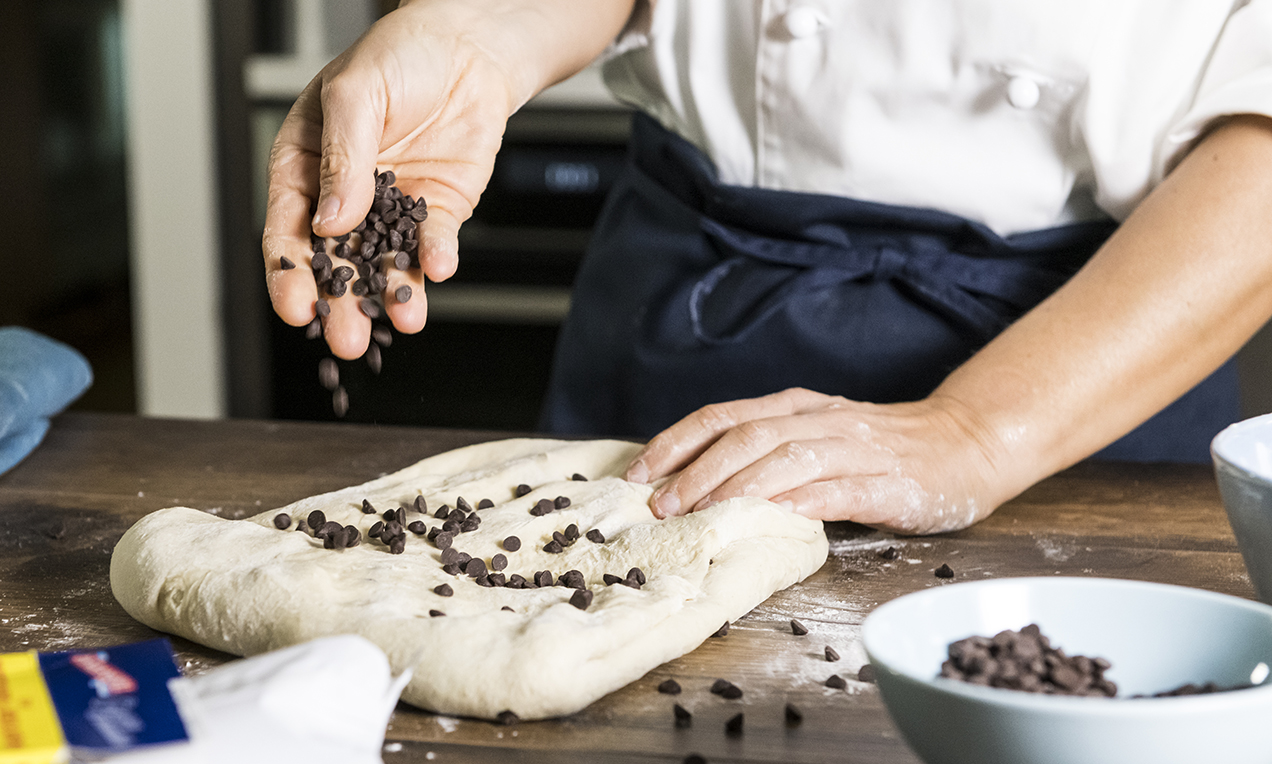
[0, 327, 93, 475]
[540, 112, 1239, 462]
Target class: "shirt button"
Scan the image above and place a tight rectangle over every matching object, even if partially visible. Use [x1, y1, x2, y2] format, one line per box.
[1006, 76, 1041, 110]
[783, 6, 825, 38]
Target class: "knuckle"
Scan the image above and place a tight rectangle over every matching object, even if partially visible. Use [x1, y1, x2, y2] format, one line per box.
[729, 420, 773, 453]
[694, 403, 737, 435]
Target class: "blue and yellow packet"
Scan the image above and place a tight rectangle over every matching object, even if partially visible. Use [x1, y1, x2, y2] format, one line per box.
[1, 639, 188, 763]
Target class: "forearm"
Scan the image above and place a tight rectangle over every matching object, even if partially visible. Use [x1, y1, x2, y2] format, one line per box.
[936, 115, 1272, 506]
[394, 0, 637, 109]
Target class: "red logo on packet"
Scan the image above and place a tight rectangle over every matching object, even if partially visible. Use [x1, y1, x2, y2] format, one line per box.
[69, 653, 138, 696]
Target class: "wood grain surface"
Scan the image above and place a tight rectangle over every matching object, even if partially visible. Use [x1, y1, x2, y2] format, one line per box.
[0, 413, 1252, 763]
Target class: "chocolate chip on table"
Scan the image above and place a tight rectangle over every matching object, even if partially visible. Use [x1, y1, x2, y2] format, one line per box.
[569, 589, 593, 610]
[554, 496, 571, 510]
[785, 703, 803, 727]
[724, 713, 744, 737]
[825, 646, 840, 662]
[790, 619, 809, 636]
[543, 540, 564, 554]
[657, 679, 681, 695]
[273, 513, 291, 530]
[585, 529, 605, 544]
[935, 563, 955, 579]
[395, 285, 412, 304]
[503, 536, 521, 552]
[856, 664, 877, 683]
[279, 256, 296, 270]
[433, 584, 453, 597]
[825, 675, 847, 690]
[514, 484, 532, 498]
[491, 553, 507, 571]
[712, 622, 729, 638]
[879, 546, 899, 560]
[710, 679, 742, 699]
[673, 704, 692, 728]
[495, 710, 519, 726]
[571, 473, 588, 482]
[429, 609, 445, 617]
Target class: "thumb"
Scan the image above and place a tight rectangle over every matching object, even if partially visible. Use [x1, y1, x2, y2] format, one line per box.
[312, 75, 382, 237]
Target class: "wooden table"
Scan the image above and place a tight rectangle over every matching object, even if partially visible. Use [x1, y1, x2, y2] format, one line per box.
[0, 413, 1251, 763]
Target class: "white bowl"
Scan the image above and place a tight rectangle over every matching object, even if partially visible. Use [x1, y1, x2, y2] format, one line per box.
[862, 577, 1272, 764]
[1213, 413, 1272, 605]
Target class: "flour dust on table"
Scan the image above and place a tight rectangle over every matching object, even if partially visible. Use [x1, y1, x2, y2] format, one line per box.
[110, 439, 829, 720]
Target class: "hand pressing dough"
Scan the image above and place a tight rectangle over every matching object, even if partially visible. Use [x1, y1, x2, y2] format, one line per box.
[111, 438, 828, 720]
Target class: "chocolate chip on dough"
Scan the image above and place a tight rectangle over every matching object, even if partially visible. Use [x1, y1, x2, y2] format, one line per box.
[710, 679, 742, 699]
[295, 520, 309, 534]
[407, 520, 427, 535]
[502, 536, 521, 552]
[441, 564, 461, 575]
[585, 529, 605, 544]
[429, 610, 445, 617]
[563, 524, 580, 543]
[434, 505, 450, 519]
[673, 704, 692, 728]
[477, 498, 494, 510]
[935, 563, 955, 579]
[657, 679, 682, 695]
[627, 567, 647, 586]
[360, 499, 377, 514]
[491, 554, 507, 571]
[369, 521, 383, 539]
[514, 484, 532, 498]
[344, 525, 360, 547]
[825, 646, 841, 662]
[434, 532, 453, 550]
[534, 570, 554, 588]
[414, 496, 427, 513]
[857, 664, 877, 684]
[432, 584, 453, 597]
[558, 570, 585, 589]
[465, 558, 488, 578]
[501, 605, 515, 612]
[725, 713, 744, 737]
[603, 574, 623, 586]
[273, 513, 291, 530]
[456, 496, 473, 513]
[543, 540, 564, 554]
[825, 675, 847, 690]
[554, 496, 571, 510]
[569, 589, 594, 610]
[712, 622, 729, 638]
[785, 704, 803, 727]
[388, 536, 405, 555]
[790, 619, 809, 636]
[531, 499, 554, 517]
[307, 510, 325, 530]
[571, 473, 588, 481]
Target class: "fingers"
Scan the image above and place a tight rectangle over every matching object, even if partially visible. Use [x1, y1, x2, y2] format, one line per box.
[319, 291, 373, 360]
[313, 73, 384, 237]
[263, 142, 322, 327]
[626, 388, 831, 486]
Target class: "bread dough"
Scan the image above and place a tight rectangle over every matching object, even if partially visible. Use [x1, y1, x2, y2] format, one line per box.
[110, 438, 828, 720]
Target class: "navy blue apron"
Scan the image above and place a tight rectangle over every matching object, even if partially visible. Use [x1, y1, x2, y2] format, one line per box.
[540, 112, 1239, 463]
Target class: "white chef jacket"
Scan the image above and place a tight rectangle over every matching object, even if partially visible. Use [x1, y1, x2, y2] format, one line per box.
[601, 0, 1272, 235]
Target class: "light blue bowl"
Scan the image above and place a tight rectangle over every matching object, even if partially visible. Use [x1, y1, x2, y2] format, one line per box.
[1213, 413, 1272, 606]
[862, 577, 1272, 764]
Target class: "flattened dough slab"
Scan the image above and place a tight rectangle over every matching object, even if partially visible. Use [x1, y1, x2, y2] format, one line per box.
[111, 438, 828, 720]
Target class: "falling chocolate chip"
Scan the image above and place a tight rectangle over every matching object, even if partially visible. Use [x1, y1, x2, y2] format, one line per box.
[569, 589, 594, 610]
[935, 563, 955, 579]
[514, 484, 532, 498]
[365, 342, 382, 374]
[273, 513, 291, 530]
[712, 622, 729, 638]
[372, 326, 393, 347]
[879, 546, 899, 560]
[825, 646, 840, 662]
[725, 713, 744, 737]
[332, 386, 349, 417]
[433, 584, 453, 597]
[791, 619, 809, 636]
[673, 704, 692, 728]
[315, 298, 331, 318]
[585, 529, 605, 544]
[657, 679, 681, 695]
[305, 318, 322, 340]
[503, 536, 521, 552]
[825, 675, 847, 690]
[359, 297, 381, 319]
[785, 703, 803, 727]
[856, 664, 877, 684]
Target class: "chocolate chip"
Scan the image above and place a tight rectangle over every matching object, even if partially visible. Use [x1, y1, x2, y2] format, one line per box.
[359, 297, 381, 319]
[369, 521, 383, 538]
[455, 552, 472, 566]
[413, 496, 427, 513]
[465, 558, 487, 578]
[360, 499, 377, 514]
[409, 203, 428, 222]
[332, 386, 349, 417]
[365, 342, 382, 374]
[552, 531, 568, 547]
[315, 520, 342, 538]
[372, 326, 393, 347]
[296, 520, 309, 534]
[657, 679, 681, 695]
[712, 622, 729, 638]
[514, 484, 532, 498]
[571, 473, 588, 481]
[389, 536, 405, 554]
[563, 524, 580, 543]
[710, 679, 742, 699]
[327, 278, 347, 298]
[791, 619, 809, 636]
[495, 710, 519, 725]
[534, 571, 553, 588]
[879, 546, 899, 560]
[477, 498, 493, 509]
[487, 573, 506, 586]
[279, 255, 296, 270]
[305, 318, 322, 340]
[558, 570, 585, 589]
[531, 499, 554, 516]
[408, 520, 427, 534]
[543, 540, 564, 554]
[344, 525, 360, 547]
[333, 265, 353, 282]
[433, 584, 453, 597]
[314, 298, 330, 318]
[724, 713, 743, 737]
[429, 609, 445, 617]
[491, 554, 507, 571]
[627, 568, 646, 585]
[935, 563, 954, 579]
[442, 564, 461, 575]
[503, 536, 521, 552]
[673, 704, 692, 728]
[585, 529, 605, 544]
[459, 516, 480, 533]
[554, 496, 571, 510]
[311, 252, 331, 271]
[603, 573, 623, 586]
[455, 496, 472, 513]
[393, 251, 411, 270]
[507, 574, 527, 588]
[442, 520, 461, 534]
[501, 605, 515, 611]
[351, 279, 368, 297]
[857, 664, 878, 683]
[447, 507, 465, 522]
[825, 646, 840, 662]
[434, 505, 450, 519]
[569, 589, 593, 610]
[395, 285, 412, 303]
[273, 513, 291, 529]
[785, 704, 802, 726]
[434, 532, 453, 550]
[825, 675, 847, 690]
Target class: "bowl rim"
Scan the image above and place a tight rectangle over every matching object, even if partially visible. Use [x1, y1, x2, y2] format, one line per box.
[862, 576, 1272, 713]
[1212, 412, 1272, 489]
